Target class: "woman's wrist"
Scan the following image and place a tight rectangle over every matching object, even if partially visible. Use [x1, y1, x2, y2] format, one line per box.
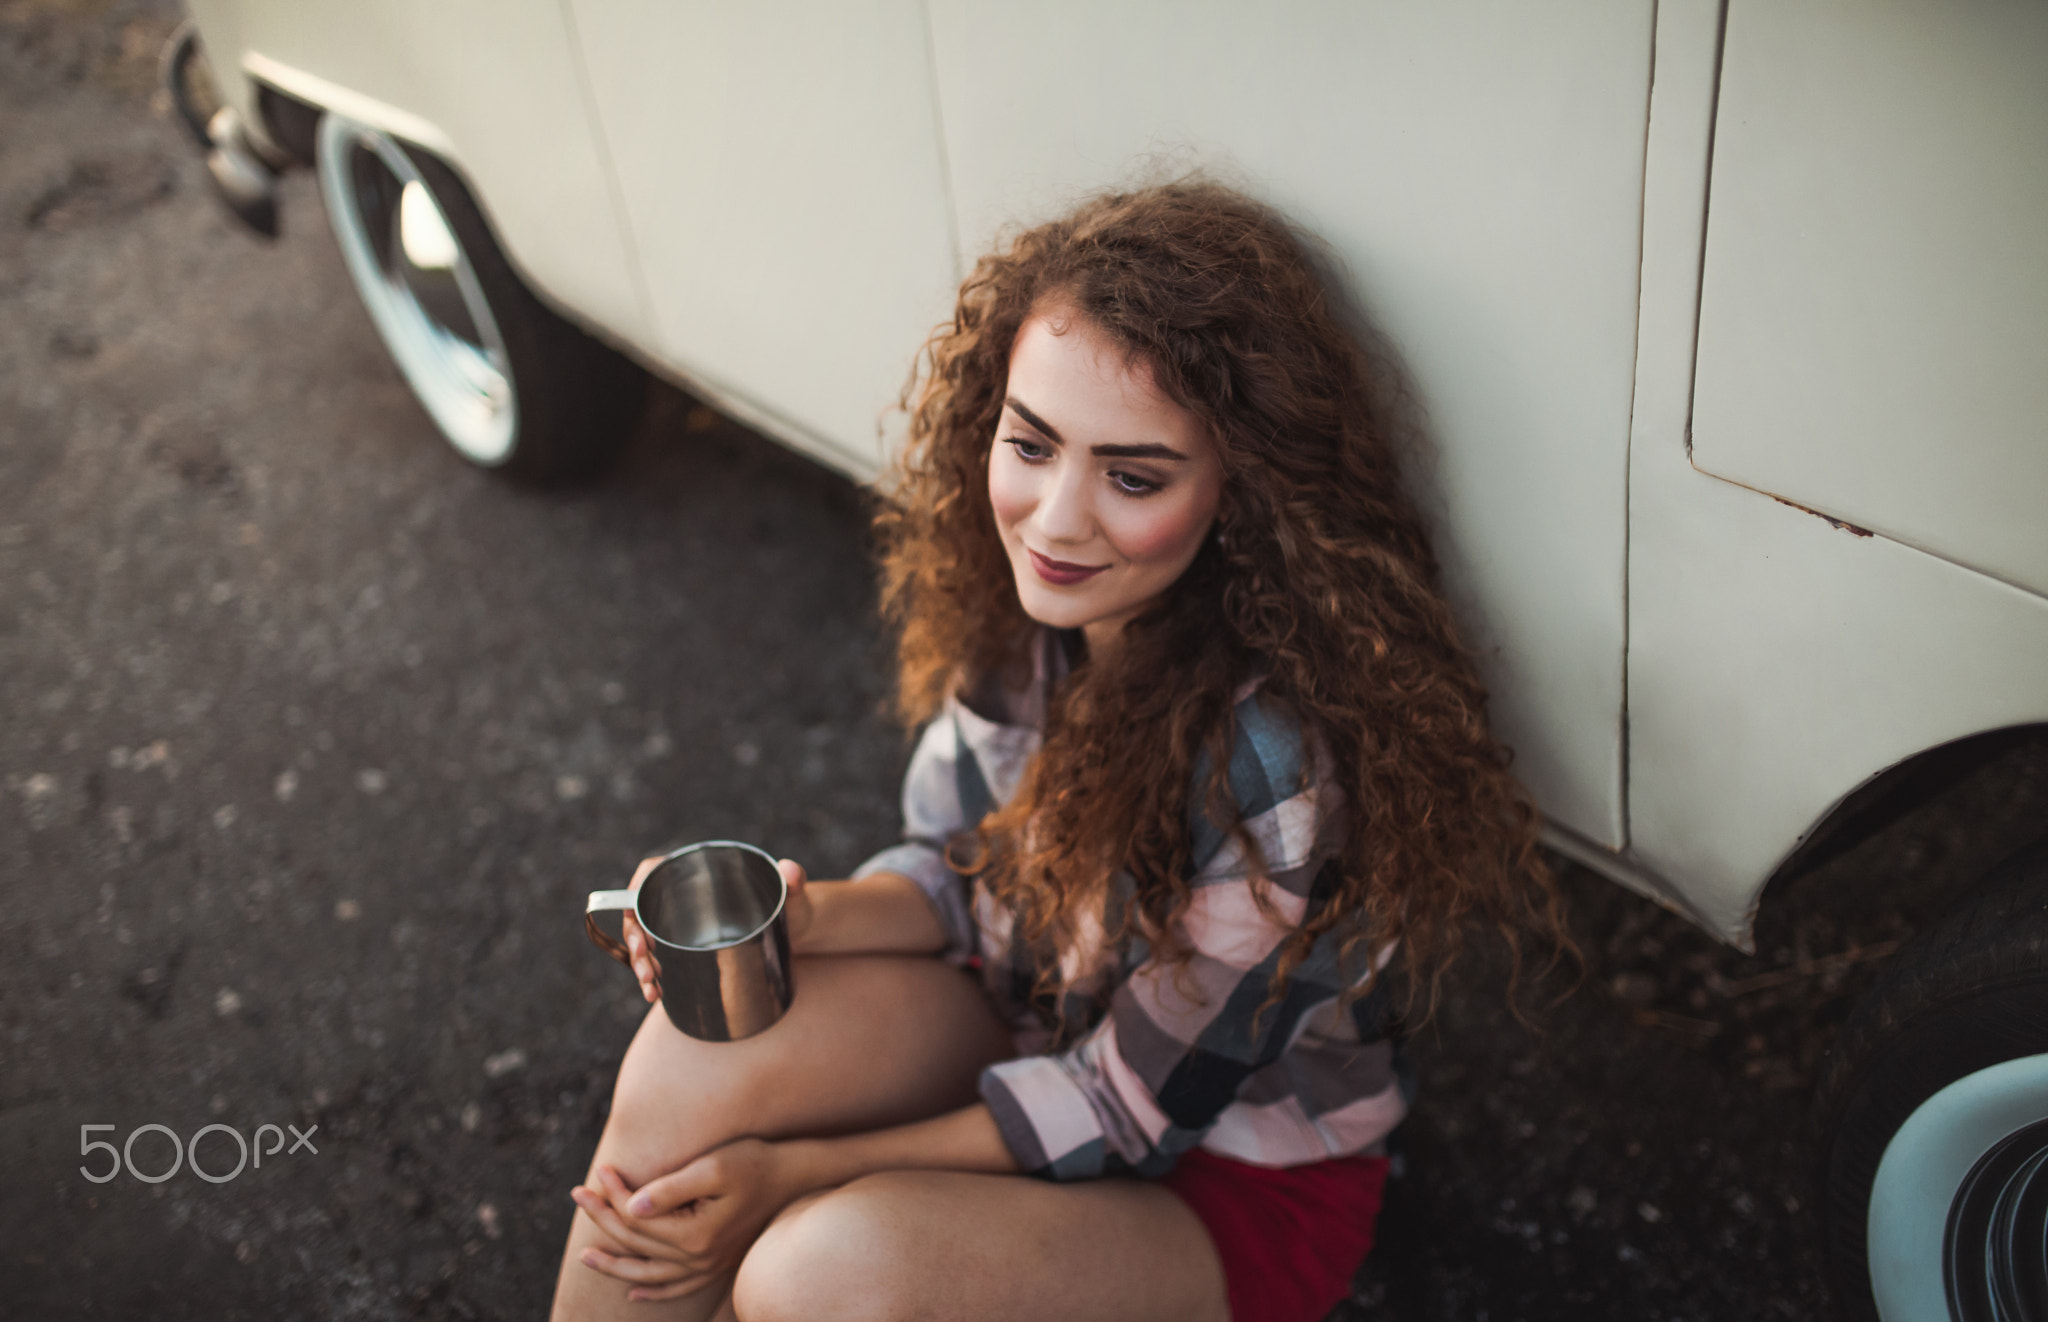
[773, 1135, 848, 1202]
[788, 880, 840, 955]
[793, 874, 948, 956]
[756, 1137, 824, 1217]
[773, 1103, 1019, 1197]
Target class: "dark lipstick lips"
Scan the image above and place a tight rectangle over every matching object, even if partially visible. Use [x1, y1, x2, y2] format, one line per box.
[1028, 548, 1108, 585]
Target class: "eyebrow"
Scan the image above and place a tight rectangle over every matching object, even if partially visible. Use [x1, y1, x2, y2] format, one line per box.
[1004, 395, 1191, 462]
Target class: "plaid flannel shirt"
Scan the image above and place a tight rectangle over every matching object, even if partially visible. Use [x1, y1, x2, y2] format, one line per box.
[853, 627, 1408, 1180]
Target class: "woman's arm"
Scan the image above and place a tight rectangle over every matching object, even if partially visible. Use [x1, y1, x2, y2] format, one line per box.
[795, 872, 950, 956]
[643, 1101, 1017, 1217]
[573, 1104, 1017, 1300]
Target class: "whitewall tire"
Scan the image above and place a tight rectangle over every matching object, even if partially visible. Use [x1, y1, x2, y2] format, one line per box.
[1819, 838, 2048, 1322]
[314, 114, 644, 482]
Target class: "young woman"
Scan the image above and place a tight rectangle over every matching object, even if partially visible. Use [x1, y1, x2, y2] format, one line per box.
[550, 181, 1565, 1322]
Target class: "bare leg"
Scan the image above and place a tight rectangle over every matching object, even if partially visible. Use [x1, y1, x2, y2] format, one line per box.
[550, 954, 1013, 1322]
[732, 1169, 1231, 1322]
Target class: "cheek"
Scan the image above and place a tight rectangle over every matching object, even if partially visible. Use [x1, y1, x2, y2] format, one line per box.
[1104, 495, 1213, 564]
[986, 454, 1032, 532]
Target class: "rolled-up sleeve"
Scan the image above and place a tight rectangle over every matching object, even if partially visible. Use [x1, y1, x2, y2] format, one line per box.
[978, 873, 1333, 1180]
[850, 707, 983, 966]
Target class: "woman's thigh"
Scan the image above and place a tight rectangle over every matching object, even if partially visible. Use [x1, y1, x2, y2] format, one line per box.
[592, 953, 1015, 1187]
[732, 1169, 1231, 1322]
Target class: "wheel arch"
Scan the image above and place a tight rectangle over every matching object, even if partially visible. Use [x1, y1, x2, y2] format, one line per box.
[178, 15, 654, 355]
[253, 72, 665, 382]
[1751, 722, 2048, 933]
[244, 53, 459, 166]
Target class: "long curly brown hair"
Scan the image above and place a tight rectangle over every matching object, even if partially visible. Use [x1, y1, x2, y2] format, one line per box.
[873, 179, 1570, 1019]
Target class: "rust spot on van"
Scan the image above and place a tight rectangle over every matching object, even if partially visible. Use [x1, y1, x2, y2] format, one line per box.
[1770, 495, 1874, 538]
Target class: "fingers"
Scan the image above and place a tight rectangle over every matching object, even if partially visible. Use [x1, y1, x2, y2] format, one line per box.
[571, 1167, 732, 1303]
[599, 1163, 681, 1221]
[626, 1152, 723, 1218]
[628, 1277, 718, 1303]
[628, 946, 659, 1002]
[578, 1243, 725, 1301]
[571, 1185, 675, 1261]
[596, 1165, 717, 1246]
[621, 917, 661, 1003]
[777, 859, 814, 947]
[578, 1242, 724, 1304]
[625, 861, 664, 1000]
[578, 1244, 693, 1285]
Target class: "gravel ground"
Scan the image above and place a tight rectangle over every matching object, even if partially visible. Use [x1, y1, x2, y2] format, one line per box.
[4, 5, 2045, 1318]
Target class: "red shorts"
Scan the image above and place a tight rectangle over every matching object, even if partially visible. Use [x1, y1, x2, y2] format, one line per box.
[1160, 1148, 1390, 1322]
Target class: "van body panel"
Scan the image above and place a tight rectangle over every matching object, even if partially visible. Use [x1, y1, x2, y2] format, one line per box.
[565, 0, 962, 475]
[1691, 1, 2048, 597]
[929, 0, 1655, 848]
[1619, 0, 2048, 942]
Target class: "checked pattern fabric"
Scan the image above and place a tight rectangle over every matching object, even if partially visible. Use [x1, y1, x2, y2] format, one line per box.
[853, 627, 1408, 1180]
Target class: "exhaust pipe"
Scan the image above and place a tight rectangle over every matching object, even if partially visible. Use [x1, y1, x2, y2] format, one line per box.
[161, 22, 288, 238]
[203, 106, 282, 237]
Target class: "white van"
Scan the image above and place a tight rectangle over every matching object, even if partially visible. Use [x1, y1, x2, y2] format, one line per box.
[170, 4, 2048, 1317]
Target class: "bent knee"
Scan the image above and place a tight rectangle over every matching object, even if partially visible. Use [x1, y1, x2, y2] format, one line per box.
[733, 1174, 939, 1322]
[597, 1015, 759, 1183]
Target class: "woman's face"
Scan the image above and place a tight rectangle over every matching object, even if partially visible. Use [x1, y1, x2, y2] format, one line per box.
[988, 307, 1225, 655]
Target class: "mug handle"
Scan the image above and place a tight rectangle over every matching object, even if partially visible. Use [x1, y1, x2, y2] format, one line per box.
[584, 890, 637, 968]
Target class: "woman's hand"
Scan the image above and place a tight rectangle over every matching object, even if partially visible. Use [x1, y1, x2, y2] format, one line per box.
[777, 858, 813, 949]
[619, 855, 666, 1005]
[570, 1137, 798, 1302]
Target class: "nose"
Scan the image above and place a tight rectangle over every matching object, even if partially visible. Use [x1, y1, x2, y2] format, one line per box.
[1031, 460, 1095, 547]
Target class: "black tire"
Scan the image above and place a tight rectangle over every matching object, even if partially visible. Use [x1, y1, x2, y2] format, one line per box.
[1815, 835, 2048, 1321]
[314, 113, 645, 484]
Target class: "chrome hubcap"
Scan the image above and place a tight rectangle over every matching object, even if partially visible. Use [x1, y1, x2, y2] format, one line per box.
[316, 115, 516, 464]
[1871, 1054, 2048, 1321]
[1946, 1117, 2048, 1321]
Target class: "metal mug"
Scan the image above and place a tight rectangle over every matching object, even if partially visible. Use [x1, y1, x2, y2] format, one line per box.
[584, 840, 794, 1041]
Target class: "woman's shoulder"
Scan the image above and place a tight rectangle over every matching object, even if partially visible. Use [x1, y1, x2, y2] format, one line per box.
[1215, 674, 1317, 812]
[1186, 676, 1337, 881]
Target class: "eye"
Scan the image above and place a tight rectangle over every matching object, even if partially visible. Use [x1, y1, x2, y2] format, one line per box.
[1002, 435, 1053, 462]
[1109, 470, 1161, 496]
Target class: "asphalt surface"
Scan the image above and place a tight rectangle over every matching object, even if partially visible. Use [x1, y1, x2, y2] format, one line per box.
[6, 5, 2047, 1320]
